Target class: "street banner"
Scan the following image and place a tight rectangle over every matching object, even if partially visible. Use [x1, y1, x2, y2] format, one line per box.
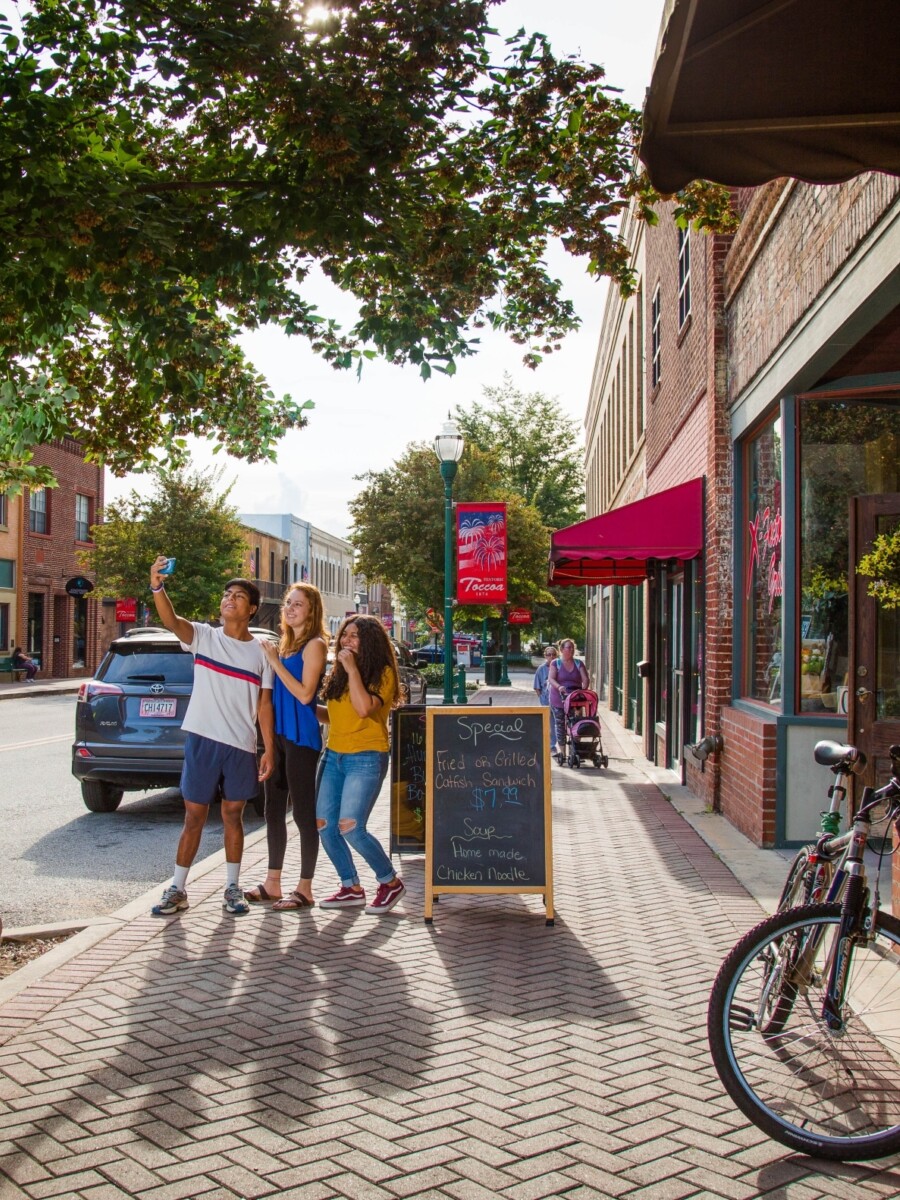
[382, 614, 394, 630]
[508, 608, 532, 625]
[457, 502, 507, 604]
[115, 598, 137, 622]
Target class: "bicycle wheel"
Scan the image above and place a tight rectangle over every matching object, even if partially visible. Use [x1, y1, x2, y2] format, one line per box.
[708, 903, 900, 1160]
[777, 846, 834, 911]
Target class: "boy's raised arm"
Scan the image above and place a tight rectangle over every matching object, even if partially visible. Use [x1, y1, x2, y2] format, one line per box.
[149, 556, 196, 645]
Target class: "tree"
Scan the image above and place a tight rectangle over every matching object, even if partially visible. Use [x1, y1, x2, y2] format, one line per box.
[349, 444, 553, 619]
[80, 466, 248, 620]
[455, 376, 585, 642]
[1, 1, 735, 489]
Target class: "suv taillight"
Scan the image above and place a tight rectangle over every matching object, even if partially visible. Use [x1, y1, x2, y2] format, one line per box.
[78, 681, 124, 701]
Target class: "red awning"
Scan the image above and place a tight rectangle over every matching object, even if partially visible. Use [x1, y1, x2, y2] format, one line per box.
[549, 478, 704, 588]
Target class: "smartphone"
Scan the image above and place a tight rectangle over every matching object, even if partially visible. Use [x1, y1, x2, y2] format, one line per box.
[158, 557, 177, 576]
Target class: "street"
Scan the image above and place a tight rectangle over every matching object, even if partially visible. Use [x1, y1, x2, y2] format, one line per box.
[0, 691, 263, 929]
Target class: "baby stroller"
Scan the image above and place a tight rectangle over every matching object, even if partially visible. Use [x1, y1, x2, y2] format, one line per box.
[557, 688, 608, 769]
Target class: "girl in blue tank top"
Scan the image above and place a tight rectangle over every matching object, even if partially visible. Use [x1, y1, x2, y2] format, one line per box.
[244, 584, 328, 910]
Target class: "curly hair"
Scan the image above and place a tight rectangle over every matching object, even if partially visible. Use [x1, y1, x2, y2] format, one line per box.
[322, 614, 400, 704]
[278, 583, 329, 657]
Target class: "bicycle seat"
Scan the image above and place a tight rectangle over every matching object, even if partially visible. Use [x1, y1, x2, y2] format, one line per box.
[813, 739, 864, 769]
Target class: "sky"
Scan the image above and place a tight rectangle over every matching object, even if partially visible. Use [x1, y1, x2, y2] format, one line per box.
[105, 0, 666, 538]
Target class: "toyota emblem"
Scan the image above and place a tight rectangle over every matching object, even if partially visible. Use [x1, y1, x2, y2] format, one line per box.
[149, 683, 165, 694]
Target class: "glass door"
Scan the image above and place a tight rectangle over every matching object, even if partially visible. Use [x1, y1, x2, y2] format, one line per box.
[850, 495, 900, 786]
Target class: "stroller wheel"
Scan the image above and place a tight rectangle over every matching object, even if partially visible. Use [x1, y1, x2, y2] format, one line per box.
[593, 756, 602, 768]
[571, 755, 580, 769]
[556, 752, 565, 766]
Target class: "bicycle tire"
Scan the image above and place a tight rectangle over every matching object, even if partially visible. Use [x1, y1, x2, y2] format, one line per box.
[708, 903, 900, 1160]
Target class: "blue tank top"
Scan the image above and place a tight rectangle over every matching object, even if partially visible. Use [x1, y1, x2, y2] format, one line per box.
[272, 649, 323, 750]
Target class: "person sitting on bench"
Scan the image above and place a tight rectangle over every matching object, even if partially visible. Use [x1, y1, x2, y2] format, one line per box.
[11, 647, 38, 682]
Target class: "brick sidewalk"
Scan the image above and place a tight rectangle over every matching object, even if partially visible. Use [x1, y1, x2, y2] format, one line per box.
[2, 690, 899, 1198]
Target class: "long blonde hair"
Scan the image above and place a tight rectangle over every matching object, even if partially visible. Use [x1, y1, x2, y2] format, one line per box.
[279, 583, 329, 657]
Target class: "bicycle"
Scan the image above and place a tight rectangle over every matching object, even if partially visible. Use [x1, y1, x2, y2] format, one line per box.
[707, 746, 900, 1161]
[774, 739, 866, 914]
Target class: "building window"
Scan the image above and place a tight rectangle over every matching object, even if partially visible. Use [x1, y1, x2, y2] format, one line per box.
[677, 227, 691, 328]
[0, 602, 7, 650]
[0, 559, 13, 589]
[29, 488, 47, 534]
[651, 286, 661, 389]
[253, 546, 260, 578]
[0, 491, 7, 526]
[743, 416, 782, 704]
[75, 493, 91, 542]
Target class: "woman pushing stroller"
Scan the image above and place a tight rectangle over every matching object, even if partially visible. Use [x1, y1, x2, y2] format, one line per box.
[548, 639, 590, 755]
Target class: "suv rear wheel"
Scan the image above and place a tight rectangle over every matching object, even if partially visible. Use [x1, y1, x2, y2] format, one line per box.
[82, 780, 125, 813]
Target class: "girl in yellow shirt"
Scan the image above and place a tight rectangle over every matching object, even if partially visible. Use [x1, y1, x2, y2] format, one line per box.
[316, 615, 405, 913]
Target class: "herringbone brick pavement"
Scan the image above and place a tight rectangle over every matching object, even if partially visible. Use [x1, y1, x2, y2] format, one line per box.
[2, 702, 900, 1199]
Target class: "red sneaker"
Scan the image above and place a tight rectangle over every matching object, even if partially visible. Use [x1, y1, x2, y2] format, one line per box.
[320, 886, 366, 909]
[365, 878, 406, 914]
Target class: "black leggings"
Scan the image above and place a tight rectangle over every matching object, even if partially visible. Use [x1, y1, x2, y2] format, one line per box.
[264, 737, 320, 878]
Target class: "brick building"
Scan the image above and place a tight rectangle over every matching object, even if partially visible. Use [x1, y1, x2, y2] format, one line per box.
[21, 440, 104, 678]
[0, 489, 22, 657]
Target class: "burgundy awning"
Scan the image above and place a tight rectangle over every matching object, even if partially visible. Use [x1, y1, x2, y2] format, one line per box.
[639, 0, 900, 192]
[549, 478, 704, 588]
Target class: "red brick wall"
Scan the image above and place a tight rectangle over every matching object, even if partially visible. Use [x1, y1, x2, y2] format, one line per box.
[725, 174, 900, 402]
[718, 706, 779, 846]
[643, 206, 734, 803]
[22, 440, 104, 678]
[644, 203, 711, 479]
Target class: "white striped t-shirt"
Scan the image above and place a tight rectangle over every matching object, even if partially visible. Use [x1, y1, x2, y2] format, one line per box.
[180, 624, 274, 754]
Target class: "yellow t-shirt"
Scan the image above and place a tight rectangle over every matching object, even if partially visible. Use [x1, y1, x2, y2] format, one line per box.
[326, 668, 396, 753]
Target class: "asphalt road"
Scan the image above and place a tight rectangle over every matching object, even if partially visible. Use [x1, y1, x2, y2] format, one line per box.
[1, 691, 264, 930]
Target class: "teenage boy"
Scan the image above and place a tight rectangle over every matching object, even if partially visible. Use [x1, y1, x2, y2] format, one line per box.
[148, 556, 275, 916]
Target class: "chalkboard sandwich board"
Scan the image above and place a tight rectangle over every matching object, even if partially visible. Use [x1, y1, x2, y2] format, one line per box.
[390, 705, 427, 853]
[425, 706, 553, 925]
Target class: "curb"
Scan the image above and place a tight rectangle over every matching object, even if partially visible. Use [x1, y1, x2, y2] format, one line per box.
[0, 683, 82, 701]
[0, 820, 270, 1007]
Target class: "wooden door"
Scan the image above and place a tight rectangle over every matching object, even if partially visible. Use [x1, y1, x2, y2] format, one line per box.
[849, 494, 900, 785]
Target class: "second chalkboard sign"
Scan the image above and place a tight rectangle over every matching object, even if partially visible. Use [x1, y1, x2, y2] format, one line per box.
[425, 706, 553, 924]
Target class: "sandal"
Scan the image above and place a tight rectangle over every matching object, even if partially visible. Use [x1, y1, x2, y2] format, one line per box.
[272, 891, 315, 911]
[243, 884, 280, 903]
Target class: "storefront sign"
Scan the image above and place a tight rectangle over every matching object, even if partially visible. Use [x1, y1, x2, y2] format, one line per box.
[508, 608, 532, 625]
[115, 598, 137, 623]
[64, 576, 94, 597]
[456, 503, 507, 604]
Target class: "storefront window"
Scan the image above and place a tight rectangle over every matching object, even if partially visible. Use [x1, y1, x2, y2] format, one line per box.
[799, 398, 900, 713]
[744, 417, 782, 703]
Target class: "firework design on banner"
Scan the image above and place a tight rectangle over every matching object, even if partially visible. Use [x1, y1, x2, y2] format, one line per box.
[456, 502, 507, 604]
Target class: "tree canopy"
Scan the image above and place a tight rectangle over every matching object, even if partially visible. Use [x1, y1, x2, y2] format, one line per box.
[80, 465, 248, 620]
[1, 0, 733, 489]
[454, 375, 584, 527]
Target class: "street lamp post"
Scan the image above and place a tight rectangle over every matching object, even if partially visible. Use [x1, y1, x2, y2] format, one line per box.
[433, 417, 465, 706]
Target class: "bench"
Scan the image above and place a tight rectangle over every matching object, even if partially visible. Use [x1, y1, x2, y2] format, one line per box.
[0, 656, 28, 682]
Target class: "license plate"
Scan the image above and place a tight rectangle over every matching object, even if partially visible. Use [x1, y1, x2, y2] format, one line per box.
[139, 697, 177, 718]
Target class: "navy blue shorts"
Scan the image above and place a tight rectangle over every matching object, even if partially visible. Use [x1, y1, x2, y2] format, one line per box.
[181, 733, 258, 805]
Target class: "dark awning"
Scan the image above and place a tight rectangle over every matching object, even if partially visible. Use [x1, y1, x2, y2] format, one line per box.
[549, 478, 704, 588]
[639, 0, 900, 192]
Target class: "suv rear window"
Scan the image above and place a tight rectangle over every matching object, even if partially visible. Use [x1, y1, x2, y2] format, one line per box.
[101, 644, 194, 687]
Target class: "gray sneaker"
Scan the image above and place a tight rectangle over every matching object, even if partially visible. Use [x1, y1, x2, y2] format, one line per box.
[223, 883, 250, 915]
[151, 884, 188, 917]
